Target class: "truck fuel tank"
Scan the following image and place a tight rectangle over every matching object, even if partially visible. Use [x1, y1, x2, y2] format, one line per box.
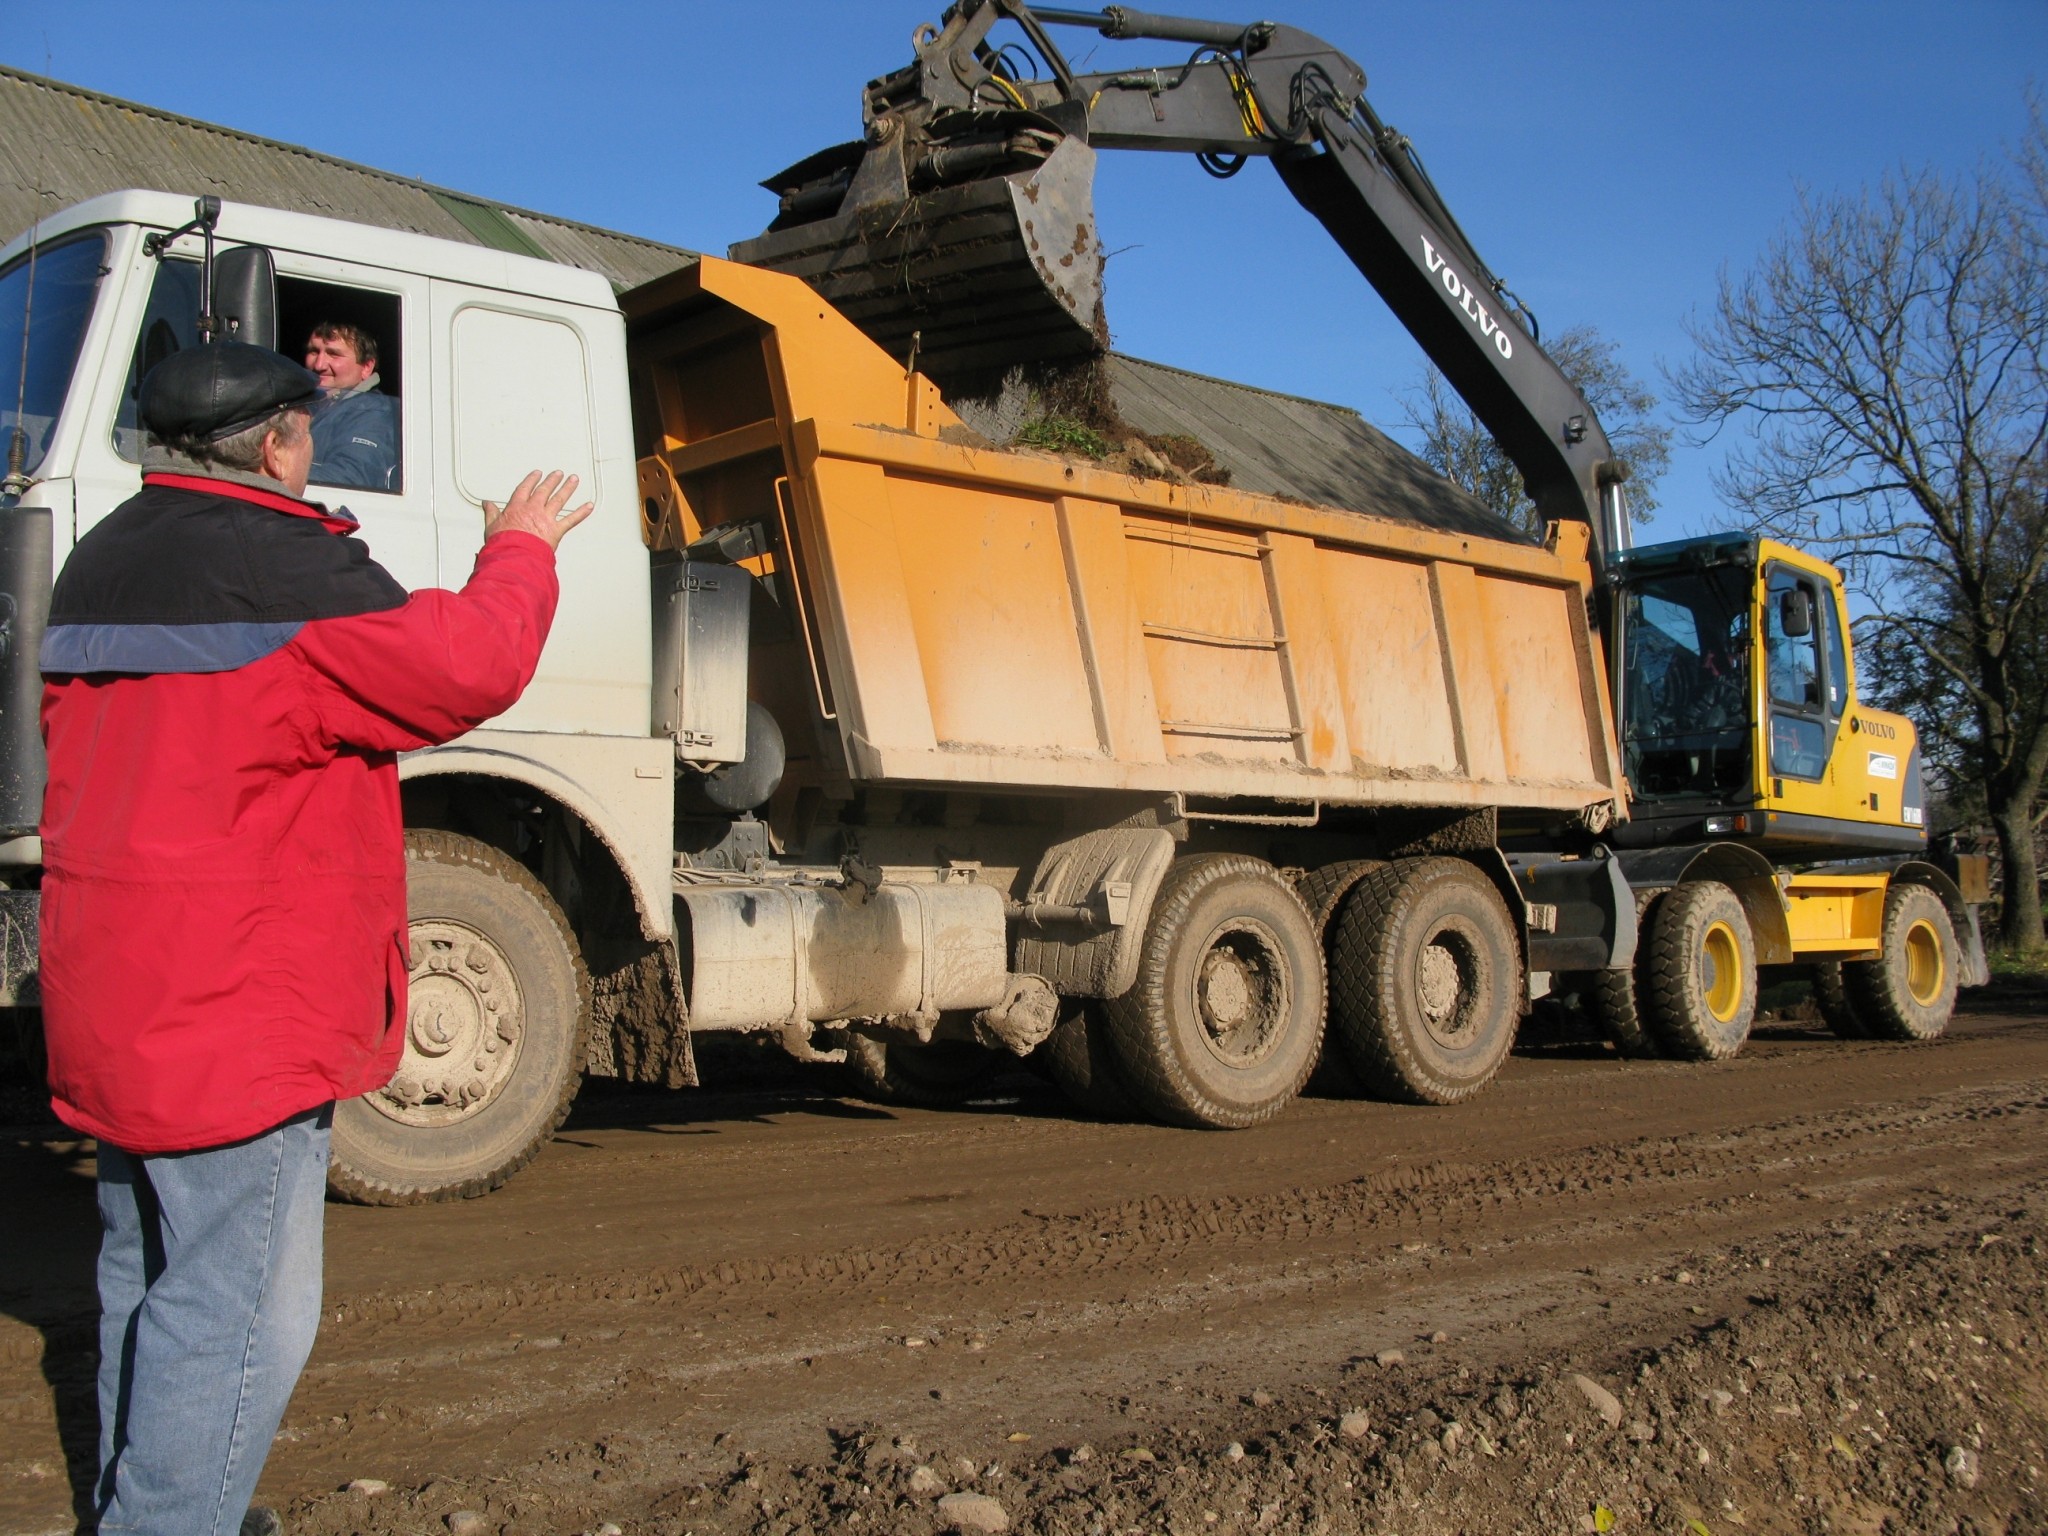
[676, 879, 1009, 1031]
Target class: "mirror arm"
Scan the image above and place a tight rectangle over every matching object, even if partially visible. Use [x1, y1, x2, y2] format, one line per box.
[141, 197, 224, 341]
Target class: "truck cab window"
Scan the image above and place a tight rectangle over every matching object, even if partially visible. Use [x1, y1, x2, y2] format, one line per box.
[115, 263, 404, 496]
[1765, 568, 1829, 779]
[1824, 589, 1849, 716]
[279, 278, 403, 495]
[0, 232, 109, 475]
[113, 257, 202, 461]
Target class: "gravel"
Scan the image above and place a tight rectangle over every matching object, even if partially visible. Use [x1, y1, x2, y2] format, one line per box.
[1570, 1373, 1624, 1430]
[936, 1490, 1010, 1532]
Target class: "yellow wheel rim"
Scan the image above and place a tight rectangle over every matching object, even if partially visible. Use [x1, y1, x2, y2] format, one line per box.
[1701, 920, 1744, 1022]
[1903, 918, 1945, 1006]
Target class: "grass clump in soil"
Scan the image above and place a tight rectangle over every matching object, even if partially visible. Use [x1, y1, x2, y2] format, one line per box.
[1013, 414, 1112, 459]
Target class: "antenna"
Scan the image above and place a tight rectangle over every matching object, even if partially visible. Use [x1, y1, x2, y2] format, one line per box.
[3, 197, 44, 498]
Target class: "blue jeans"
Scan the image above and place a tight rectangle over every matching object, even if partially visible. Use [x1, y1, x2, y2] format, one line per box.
[94, 1105, 333, 1536]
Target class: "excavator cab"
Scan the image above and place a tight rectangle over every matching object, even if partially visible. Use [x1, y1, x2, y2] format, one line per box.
[1609, 534, 1926, 856]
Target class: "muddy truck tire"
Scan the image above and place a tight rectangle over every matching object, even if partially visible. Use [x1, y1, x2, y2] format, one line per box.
[845, 1037, 1000, 1107]
[1105, 854, 1325, 1130]
[1329, 857, 1521, 1105]
[1037, 1002, 1144, 1119]
[329, 831, 589, 1206]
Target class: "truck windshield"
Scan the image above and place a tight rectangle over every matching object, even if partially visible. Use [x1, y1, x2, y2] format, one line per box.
[1620, 567, 1753, 801]
[0, 232, 107, 478]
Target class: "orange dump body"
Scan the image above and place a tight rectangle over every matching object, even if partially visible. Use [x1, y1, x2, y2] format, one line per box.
[625, 258, 1623, 819]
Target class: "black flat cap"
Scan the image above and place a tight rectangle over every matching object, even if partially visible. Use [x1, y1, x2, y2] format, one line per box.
[140, 342, 319, 441]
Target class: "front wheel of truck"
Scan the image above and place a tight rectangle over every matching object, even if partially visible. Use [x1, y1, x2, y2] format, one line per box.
[328, 831, 590, 1206]
[1105, 854, 1325, 1129]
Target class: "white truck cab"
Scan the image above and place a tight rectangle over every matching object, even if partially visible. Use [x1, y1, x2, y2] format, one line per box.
[0, 194, 684, 1200]
[0, 191, 677, 916]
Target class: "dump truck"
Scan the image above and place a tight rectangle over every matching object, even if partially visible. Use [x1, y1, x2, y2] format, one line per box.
[0, 6, 1984, 1204]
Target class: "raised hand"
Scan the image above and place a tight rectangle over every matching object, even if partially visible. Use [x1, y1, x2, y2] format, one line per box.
[482, 471, 595, 551]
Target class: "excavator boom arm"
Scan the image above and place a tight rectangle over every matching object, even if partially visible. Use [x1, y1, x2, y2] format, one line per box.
[733, 0, 1627, 560]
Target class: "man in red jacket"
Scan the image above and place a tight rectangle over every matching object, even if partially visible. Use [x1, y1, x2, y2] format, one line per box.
[38, 341, 591, 1536]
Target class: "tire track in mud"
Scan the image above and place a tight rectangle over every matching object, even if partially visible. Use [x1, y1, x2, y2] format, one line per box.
[260, 1078, 2048, 1504]
[316, 1082, 2048, 1342]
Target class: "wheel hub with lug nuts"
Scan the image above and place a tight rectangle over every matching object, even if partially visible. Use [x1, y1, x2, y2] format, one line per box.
[1416, 924, 1483, 1048]
[1196, 924, 1285, 1064]
[370, 919, 524, 1128]
[1418, 939, 1461, 1020]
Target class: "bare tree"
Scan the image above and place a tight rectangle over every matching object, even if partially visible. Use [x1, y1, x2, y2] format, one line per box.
[1394, 323, 1672, 537]
[1672, 111, 2048, 950]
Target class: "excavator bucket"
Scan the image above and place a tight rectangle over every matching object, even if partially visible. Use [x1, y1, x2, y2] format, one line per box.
[730, 136, 1104, 383]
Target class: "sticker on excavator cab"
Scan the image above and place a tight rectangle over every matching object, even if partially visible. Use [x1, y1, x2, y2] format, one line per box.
[1903, 806, 1924, 826]
[1868, 752, 1898, 780]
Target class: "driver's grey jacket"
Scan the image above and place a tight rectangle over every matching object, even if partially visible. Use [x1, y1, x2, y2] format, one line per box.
[310, 381, 400, 492]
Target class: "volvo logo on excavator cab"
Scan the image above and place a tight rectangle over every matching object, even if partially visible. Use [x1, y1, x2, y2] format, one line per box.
[1420, 236, 1514, 361]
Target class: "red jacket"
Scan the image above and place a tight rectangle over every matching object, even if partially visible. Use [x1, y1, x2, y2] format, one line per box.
[38, 473, 559, 1152]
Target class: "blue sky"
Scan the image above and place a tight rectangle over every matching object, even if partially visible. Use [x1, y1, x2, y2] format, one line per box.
[10, 1, 2043, 543]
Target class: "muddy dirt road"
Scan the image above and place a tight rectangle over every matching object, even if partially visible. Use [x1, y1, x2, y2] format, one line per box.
[6, 997, 2048, 1536]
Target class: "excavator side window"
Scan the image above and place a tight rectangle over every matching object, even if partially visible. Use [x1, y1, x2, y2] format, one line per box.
[1765, 567, 1829, 780]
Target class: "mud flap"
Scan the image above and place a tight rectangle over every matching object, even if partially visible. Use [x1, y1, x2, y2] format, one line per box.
[1012, 827, 1176, 999]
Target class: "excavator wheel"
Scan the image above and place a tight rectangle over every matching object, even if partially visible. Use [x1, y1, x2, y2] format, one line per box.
[1639, 881, 1756, 1061]
[1842, 883, 1959, 1042]
[1329, 857, 1521, 1105]
[1104, 854, 1325, 1129]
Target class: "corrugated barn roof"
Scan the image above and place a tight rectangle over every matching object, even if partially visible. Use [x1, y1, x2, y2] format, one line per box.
[0, 65, 695, 290]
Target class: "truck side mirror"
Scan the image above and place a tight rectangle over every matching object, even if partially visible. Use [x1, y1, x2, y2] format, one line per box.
[212, 246, 277, 350]
[1780, 587, 1813, 639]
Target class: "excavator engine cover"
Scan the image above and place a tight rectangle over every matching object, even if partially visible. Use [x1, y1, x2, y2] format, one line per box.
[731, 133, 1104, 383]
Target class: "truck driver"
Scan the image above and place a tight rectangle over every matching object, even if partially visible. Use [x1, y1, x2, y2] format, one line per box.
[304, 320, 400, 491]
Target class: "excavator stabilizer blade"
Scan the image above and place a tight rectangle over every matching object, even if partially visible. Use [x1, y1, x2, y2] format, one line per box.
[731, 137, 1103, 382]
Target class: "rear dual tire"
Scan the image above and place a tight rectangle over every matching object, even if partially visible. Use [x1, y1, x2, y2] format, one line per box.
[1327, 857, 1522, 1105]
[845, 1037, 1001, 1106]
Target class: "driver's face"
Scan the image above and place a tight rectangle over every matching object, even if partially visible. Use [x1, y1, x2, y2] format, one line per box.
[304, 333, 373, 394]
